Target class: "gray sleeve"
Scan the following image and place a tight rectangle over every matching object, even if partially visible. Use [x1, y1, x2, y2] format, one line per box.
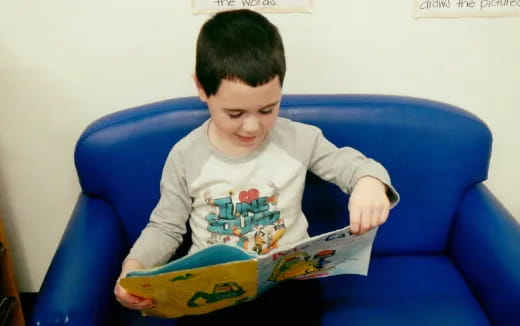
[125, 147, 191, 268]
[309, 128, 399, 206]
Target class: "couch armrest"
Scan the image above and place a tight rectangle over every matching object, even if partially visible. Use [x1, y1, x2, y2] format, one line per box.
[30, 194, 128, 325]
[449, 184, 520, 326]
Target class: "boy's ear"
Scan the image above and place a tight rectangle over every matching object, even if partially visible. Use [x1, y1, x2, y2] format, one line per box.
[192, 74, 208, 103]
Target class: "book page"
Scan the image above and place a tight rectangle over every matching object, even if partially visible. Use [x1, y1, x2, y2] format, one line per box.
[257, 227, 377, 294]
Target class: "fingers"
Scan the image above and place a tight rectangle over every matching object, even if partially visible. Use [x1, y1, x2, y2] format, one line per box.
[378, 205, 389, 226]
[348, 205, 361, 235]
[348, 176, 392, 235]
[115, 260, 153, 310]
[354, 210, 375, 235]
[349, 202, 390, 235]
[114, 283, 155, 310]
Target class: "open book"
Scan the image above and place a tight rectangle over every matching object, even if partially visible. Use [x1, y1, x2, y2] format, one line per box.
[120, 226, 377, 318]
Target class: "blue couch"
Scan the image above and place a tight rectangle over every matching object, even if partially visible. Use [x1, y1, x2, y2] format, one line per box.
[31, 95, 520, 325]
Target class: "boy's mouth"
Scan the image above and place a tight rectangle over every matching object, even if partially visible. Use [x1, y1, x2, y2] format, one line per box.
[236, 135, 257, 143]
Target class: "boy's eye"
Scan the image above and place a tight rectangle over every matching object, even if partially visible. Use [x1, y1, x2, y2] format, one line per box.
[228, 112, 243, 119]
[260, 108, 273, 115]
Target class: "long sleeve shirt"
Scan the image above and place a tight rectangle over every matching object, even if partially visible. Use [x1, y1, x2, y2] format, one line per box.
[126, 117, 399, 268]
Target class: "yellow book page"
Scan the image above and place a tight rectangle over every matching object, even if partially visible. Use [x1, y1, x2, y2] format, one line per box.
[120, 259, 257, 318]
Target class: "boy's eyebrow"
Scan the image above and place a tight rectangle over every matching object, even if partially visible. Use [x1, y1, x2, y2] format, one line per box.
[223, 101, 279, 112]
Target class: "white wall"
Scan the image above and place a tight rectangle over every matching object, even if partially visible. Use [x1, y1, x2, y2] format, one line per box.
[0, 1, 518, 292]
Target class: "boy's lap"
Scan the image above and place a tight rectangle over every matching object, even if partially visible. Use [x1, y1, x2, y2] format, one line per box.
[178, 279, 323, 325]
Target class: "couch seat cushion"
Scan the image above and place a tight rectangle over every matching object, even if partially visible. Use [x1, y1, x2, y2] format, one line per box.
[319, 255, 490, 326]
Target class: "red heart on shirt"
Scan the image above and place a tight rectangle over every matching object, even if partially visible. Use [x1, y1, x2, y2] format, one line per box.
[239, 188, 260, 203]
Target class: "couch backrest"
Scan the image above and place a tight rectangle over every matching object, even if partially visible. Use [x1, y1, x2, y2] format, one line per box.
[75, 95, 491, 255]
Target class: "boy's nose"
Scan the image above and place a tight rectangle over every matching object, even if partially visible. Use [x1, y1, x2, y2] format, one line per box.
[242, 116, 261, 133]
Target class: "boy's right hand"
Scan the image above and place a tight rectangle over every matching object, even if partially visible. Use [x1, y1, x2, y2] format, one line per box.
[114, 259, 155, 310]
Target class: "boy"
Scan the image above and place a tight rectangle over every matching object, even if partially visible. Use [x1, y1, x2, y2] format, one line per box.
[115, 9, 399, 311]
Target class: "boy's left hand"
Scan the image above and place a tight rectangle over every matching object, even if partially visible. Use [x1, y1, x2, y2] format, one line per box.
[348, 176, 390, 235]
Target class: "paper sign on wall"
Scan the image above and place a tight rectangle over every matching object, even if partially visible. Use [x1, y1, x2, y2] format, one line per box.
[414, 0, 520, 17]
[192, 0, 312, 14]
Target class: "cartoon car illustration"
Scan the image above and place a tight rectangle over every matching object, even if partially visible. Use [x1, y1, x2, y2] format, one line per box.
[187, 282, 246, 308]
[268, 250, 336, 282]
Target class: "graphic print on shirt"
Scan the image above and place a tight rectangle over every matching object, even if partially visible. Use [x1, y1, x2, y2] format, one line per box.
[204, 181, 285, 255]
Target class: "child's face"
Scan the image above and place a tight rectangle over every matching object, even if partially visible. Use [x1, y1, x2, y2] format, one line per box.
[197, 77, 282, 156]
